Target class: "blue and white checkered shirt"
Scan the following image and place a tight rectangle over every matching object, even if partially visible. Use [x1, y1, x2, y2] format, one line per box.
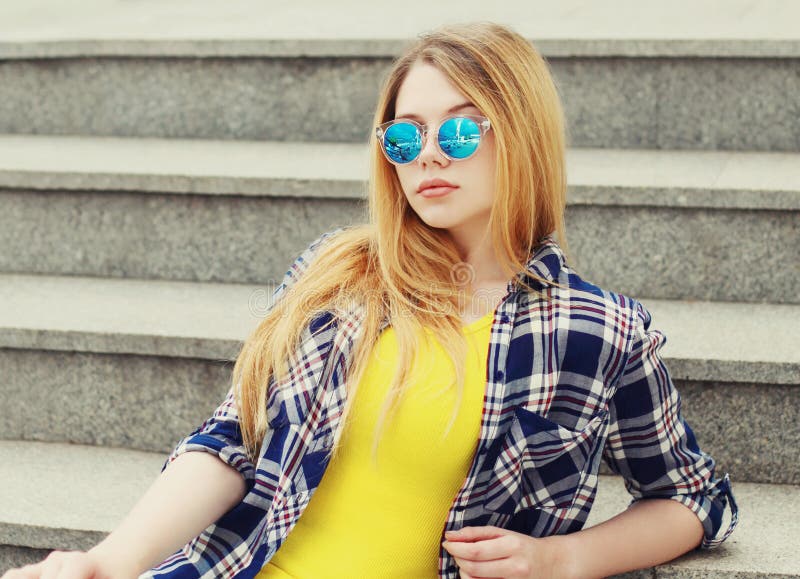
[142, 227, 739, 578]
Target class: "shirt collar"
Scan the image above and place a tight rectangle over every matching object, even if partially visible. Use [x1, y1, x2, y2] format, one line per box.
[506, 234, 566, 295]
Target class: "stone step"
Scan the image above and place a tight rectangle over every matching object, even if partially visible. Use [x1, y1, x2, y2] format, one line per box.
[0, 439, 796, 577]
[0, 272, 797, 484]
[0, 134, 797, 303]
[1, 0, 798, 59]
[0, 1, 797, 151]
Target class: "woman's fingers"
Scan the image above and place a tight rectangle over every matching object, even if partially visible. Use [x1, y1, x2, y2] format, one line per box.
[1, 550, 100, 579]
[39, 551, 66, 579]
[52, 554, 96, 579]
[2, 560, 45, 578]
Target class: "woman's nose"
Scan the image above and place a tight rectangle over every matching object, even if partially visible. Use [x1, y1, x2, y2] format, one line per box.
[416, 129, 449, 166]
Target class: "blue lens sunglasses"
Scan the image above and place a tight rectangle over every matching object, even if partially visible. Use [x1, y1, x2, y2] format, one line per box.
[375, 114, 492, 165]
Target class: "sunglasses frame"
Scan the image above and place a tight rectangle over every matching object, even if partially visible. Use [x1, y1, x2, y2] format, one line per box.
[375, 113, 492, 166]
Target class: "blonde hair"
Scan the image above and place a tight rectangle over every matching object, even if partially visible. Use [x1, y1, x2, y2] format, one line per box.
[232, 21, 571, 468]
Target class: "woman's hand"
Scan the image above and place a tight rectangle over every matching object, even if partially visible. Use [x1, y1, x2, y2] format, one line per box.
[442, 525, 575, 579]
[0, 550, 121, 579]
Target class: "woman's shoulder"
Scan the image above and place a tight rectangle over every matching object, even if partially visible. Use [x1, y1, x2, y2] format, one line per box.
[523, 236, 646, 323]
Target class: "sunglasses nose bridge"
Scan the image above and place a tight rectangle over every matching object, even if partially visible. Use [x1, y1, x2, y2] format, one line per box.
[416, 123, 444, 163]
[416, 124, 428, 151]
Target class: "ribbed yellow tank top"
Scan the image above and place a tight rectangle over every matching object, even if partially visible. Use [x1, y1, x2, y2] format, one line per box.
[256, 309, 495, 578]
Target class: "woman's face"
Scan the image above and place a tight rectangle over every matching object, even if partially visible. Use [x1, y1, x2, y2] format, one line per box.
[391, 61, 497, 240]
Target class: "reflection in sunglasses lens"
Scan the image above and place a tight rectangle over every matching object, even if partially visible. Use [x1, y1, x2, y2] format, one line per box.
[439, 117, 481, 159]
[383, 122, 422, 164]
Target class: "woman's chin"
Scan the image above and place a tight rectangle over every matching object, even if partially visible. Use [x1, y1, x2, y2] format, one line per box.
[413, 210, 488, 234]
[411, 207, 463, 229]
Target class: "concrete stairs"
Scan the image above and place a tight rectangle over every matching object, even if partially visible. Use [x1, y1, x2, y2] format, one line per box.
[0, 135, 797, 302]
[0, 0, 798, 577]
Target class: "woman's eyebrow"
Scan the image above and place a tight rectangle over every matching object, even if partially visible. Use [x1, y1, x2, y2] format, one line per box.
[395, 102, 477, 121]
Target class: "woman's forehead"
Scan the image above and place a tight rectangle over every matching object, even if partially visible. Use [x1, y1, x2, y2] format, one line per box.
[394, 62, 477, 120]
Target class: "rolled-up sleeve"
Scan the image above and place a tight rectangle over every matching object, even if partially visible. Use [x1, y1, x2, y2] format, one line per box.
[161, 385, 257, 481]
[160, 227, 347, 481]
[602, 299, 739, 549]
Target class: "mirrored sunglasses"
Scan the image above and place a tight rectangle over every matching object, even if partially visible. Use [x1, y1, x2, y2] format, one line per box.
[375, 114, 491, 165]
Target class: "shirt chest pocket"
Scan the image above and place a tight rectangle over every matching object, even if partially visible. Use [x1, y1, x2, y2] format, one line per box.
[483, 406, 608, 516]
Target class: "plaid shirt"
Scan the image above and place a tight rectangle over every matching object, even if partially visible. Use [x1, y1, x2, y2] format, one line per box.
[142, 227, 739, 578]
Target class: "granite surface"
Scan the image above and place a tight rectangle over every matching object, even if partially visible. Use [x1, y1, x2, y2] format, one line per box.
[0, 348, 234, 453]
[0, 136, 797, 210]
[0, 546, 53, 577]
[0, 273, 797, 379]
[0, 188, 363, 285]
[0, 351, 796, 482]
[2, 186, 795, 303]
[565, 204, 799, 305]
[1, 56, 798, 151]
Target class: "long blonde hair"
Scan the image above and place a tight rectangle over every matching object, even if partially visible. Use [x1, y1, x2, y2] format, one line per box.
[232, 21, 571, 468]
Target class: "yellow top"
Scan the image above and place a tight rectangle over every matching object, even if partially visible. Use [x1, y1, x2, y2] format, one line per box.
[256, 309, 495, 578]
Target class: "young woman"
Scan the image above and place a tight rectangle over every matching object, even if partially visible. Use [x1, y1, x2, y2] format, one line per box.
[4, 21, 738, 579]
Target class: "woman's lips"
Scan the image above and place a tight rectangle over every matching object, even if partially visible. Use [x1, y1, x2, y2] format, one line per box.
[419, 186, 458, 198]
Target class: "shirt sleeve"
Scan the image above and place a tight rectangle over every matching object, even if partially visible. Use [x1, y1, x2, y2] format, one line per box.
[601, 299, 740, 550]
[159, 226, 347, 482]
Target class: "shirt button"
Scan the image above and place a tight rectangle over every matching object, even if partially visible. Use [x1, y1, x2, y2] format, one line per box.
[494, 370, 504, 381]
[500, 314, 510, 323]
